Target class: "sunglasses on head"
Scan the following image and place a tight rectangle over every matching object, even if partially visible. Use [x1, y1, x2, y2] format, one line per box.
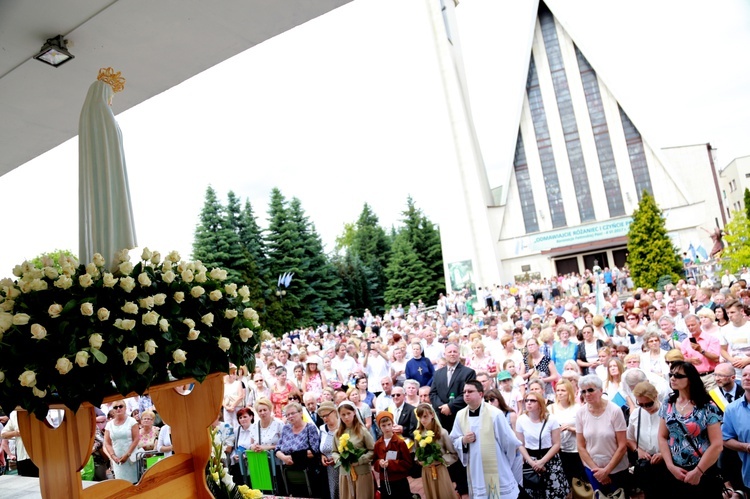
[669, 372, 688, 379]
[637, 401, 655, 408]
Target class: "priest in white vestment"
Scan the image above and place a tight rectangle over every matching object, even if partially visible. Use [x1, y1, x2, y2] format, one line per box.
[450, 379, 522, 499]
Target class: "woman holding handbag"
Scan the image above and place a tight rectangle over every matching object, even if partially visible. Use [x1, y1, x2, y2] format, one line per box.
[626, 381, 665, 498]
[516, 391, 570, 499]
[657, 361, 723, 498]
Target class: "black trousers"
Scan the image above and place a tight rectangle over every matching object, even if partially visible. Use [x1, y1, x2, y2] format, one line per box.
[448, 460, 468, 495]
[379, 477, 411, 499]
[17, 458, 39, 477]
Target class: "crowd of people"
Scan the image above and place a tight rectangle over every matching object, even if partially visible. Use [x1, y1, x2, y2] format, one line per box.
[4, 270, 750, 499]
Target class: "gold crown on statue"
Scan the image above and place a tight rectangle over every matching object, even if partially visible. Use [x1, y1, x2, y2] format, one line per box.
[97, 67, 126, 93]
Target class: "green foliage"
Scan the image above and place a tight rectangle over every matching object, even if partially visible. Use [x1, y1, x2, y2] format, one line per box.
[744, 188, 750, 221]
[626, 191, 683, 289]
[349, 203, 391, 311]
[384, 232, 431, 306]
[723, 211, 750, 273]
[30, 249, 78, 272]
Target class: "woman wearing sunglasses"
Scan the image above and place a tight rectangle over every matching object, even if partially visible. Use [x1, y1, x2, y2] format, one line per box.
[103, 400, 140, 483]
[575, 374, 629, 494]
[657, 361, 723, 497]
[626, 381, 665, 498]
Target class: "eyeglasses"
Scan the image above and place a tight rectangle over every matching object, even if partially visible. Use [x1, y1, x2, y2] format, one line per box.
[285, 411, 299, 417]
[581, 388, 598, 393]
[319, 412, 334, 419]
[463, 390, 478, 395]
[637, 401, 655, 408]
[524, 399, 538, 403]
[669, 372, 688, 379]
[255, 379, 264, 382]
[392, 394, 403, 398]
[112, 405, 125, 409]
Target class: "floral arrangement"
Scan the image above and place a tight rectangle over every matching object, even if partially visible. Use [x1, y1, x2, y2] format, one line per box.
[207, 426, 263, 499]
[0, 248, 261, 420]
[335, 432, 366, 480]
[414, 429, 444, 479]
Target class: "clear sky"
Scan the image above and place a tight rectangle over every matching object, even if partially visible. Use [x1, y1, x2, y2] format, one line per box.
[1, 0, 749, 279]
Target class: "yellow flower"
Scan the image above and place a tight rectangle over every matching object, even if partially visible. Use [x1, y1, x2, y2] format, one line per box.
[211, 471, 219, 483]
[338, 444, 346, 453]
[413, 430, 421, 441]
[424, 436, 433, 444]
[248, 489, 263, 499]
[425, 430, 435, 438]
[419, 439, 428, 448]
[238, 485, 251, 495]
[340, 432, 350, 442]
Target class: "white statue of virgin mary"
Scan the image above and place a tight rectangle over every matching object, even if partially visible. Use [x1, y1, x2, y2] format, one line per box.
[78, 68, 137, 267]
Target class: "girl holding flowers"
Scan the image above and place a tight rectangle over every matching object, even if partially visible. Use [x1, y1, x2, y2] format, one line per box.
[333, 401, 375, 499]
[414, 403, 457, 499]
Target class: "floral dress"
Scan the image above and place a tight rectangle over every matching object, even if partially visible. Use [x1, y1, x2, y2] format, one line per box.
[138, 425, 160, 451]
[270, 382, 295, 419]
[525, 355, 554, 400]
[319, 423, 340, 499]
[305, 373, 323, 399]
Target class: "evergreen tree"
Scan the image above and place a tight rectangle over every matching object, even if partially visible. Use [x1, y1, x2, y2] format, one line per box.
[264, 188, 302, 334]
[220, 191, 249, 283]
[236, 198, 269, 319]
[722, 211, 750, 273]
[349, 204, 391, 311]
[332, 251, 373, 316]
[399, 196, 445, 302]
[744, 188, 750, 220]
[192, 186, 244, 281]
[626, 191, 683, 289]
[384, 233, 431, 306]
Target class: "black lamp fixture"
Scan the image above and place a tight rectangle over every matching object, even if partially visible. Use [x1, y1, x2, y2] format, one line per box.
[33, 35, 75, 68]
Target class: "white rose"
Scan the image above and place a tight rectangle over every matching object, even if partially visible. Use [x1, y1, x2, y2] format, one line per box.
[159, 318, 169, 332]
[138, 272, 152, 288]
[144, 339, 158, 355]
[30, 323, 47, 340]
[162, 270, 176, 284]
[181, 270, 194, 283]
[54, 275, 73, 290]
[13, 265, 24, 277]
[44, 267, 59, 279]
[93, 253, 105, 267]
[78, 274, 93, 288]
[75, 351, 90, 367]
[18, 369, 37, 387]
[190, 286, 205, 298]
[0, 312, 12, 333]
[30, 278, 48, 291]
[209, 290, 222, 302]
[13, 313, 30, 325]
[97, 307, 110, 321]
[80, 302, 94, 316]
[122, 346, 138, 365]
[162, 260, 173, 272]
[150, 251, 161, 265]
[139, 296, 155, 309]
[121, 302, 138, 314]
[225, 283, 238, 297]
[0, 370, 4, 383]
[55, 357, 73, 375]
[239, 328, 253, 342]
[121, 319, 136, 330]
[48, 303, 63, 318]
[183, 318, 196, 329]
[194, 272, 207, 283]
[238, 285, 250, 302]
[0, 299, 14, 312]
[120, 276, 136, 293]
[153, 293, 167, 306]
[167, 250, 180, 263]
[141, 248, 153, 261]
[32, 386, 47, 398]
[187, 329, 200, 340]
[102, 273, 119, 287]
[224, 309, 238, 319]
[89, 333, 104, 349]
[201, 313, 214, 327]
[119, 261, 134, 276]
[243, 308, 259, 323]
[142, 311, 159, 326]
[115, 248, 131, 264]
[177, 261, 188, 273]
[217, 336, 231, 352]
[174, 291, 185, 304]
[209, 268, 223, 280]
[85, 263, 100, 278]
[172, 349, 187, 364]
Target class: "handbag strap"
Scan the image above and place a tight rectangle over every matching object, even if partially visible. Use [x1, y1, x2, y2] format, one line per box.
[636, 408, 642, 449]
[670, 403, 703, 457]
[537, 417, 547, 450]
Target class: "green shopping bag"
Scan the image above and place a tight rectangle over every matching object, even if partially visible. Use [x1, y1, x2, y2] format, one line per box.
[146, 455, 164, 469]
[81, 455, 95, 481]
[246, 450, 273, 491]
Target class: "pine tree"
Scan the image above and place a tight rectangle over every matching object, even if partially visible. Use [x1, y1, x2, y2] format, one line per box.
[235, 197, 268, 318]
[722, 210, 750, 273]
[744, 188, 750, 220]
[399, 196, 445, 302]
[349, 204, 391, 311]
[220, 191, 249, 283]
[626, 190, 683, 289]
[384, 232, 431, 306]
[332, 251, 373, 316]
[192, 186, 244, 280]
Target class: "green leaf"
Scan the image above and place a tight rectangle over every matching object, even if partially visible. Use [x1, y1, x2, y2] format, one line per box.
[62, 299, 78, 314]
[137, 352, 149, 363]
[91, 348, 108, 364]
[135, 361, 149, 375]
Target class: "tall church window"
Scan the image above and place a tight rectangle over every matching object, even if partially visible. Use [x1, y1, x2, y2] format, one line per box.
[513, 133, 539, 233]
[619, 106, 653, 199]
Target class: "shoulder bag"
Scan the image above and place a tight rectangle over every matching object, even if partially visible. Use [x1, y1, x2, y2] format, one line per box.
[522, 418, 547, 489]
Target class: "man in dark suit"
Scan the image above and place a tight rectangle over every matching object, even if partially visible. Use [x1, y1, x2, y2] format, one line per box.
[390, 386, 417, 440]
[303, 393, 322, 428]
[430, 343, 476, 432]
[430, 342, 475, 498]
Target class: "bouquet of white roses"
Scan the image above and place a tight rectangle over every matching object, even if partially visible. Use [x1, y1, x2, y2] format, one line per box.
[0, 248, 262, 420]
